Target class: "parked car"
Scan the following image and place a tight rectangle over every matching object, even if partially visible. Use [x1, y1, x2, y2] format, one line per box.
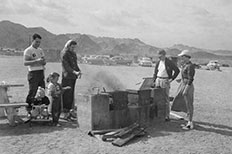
[110, 56, 132, 65]
[206, 60, 220, 70]
[138, 57, 153, 67]
[221, 64, 230, 67]
[85, 55, 104, 65]
[193, 63, 201, 69]
[85, 55, 116, 65]
[81, 55, 90, 63]
[103, 57, 116, 65]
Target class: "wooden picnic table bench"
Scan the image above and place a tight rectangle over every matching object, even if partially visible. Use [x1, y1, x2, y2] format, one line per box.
[0, 83, 27, 126]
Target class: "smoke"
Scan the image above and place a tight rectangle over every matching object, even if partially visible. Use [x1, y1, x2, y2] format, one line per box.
[88, 71, 125, 93]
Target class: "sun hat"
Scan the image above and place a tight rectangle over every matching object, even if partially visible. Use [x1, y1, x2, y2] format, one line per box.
[178, 50, 191, 58]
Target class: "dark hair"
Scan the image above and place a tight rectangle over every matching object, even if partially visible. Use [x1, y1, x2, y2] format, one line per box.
[69, 40, 77, 46]
[157, 49, 166, 55]
[182, 55, 191, 59]
[32, 33, 42, 40]
[46, 72, 60, 83]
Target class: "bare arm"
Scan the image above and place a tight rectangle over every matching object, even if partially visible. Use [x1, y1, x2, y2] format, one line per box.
[24, 55, 46, 66]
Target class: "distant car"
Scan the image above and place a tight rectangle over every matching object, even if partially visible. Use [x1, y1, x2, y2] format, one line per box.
[138, 57, 153, 67]
[103, 56, 116, 65]
[85, 55, 116, 65]
[81, 55, 90, 63]
[193, 63, 201, 69]
[221, 64, 230, 67]
[85, 55, 104, 65]
[110, 56, 132, 66]
[206, 60, 220, 70]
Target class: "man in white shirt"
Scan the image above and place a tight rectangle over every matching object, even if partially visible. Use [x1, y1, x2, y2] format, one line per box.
[153, 49, 180, 121]
[24, 33, 46, 111]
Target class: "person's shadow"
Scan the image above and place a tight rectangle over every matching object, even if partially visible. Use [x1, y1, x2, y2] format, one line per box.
[194, 121, 232, 137]
[0, 117, 78, 137]
[124, 119, 232, 146]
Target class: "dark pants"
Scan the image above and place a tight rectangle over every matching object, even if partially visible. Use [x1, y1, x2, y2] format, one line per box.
[26, 70, 45, 109]
[62, 78, 76, 113]
[51, 97, 61, 124]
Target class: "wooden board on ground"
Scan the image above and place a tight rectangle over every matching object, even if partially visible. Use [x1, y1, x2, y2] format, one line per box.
[112, 127, 145, 147]
[170, 112, 184, 120]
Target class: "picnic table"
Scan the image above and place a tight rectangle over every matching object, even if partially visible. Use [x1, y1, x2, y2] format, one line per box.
[0, 83, 27, 126]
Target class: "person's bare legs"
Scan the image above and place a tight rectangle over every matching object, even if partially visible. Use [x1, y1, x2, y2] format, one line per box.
[183, 95, 193, 129]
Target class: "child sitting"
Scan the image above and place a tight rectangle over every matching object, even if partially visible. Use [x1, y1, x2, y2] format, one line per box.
[47, 72, 70, 126]
[30, 87, 50, 119]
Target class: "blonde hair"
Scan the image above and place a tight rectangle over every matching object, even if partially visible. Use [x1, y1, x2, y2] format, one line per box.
[35, 87, 45, 98]
[63, 40, 77, 52]
[46, 72, 60, 83]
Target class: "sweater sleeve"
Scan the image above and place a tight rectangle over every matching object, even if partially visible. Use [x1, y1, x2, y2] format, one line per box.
[170, 62, 180, 80]
[153, 61, 159, 82]
[61, 51, 75, 73]
[187, 64, 195, 85]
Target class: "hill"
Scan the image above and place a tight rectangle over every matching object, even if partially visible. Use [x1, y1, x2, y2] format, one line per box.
[0, 20, 232, 65]
[0, 20, 70, 50]
[171, 44, 232, 56]
[0, 20, 161, 56]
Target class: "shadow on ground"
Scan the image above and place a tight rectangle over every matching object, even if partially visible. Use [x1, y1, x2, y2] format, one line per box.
[194, 121, 232, 137]
[0, 118, 78, 137]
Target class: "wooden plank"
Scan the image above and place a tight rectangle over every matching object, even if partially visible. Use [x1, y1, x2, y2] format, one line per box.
[170, 112, 184, 120]
[30, 119, 51, 122]
[139, 77, 154, 90]
[0, 103, 28, 108]
[102, 123, 138, 141]
[115, 123, 139, 137]
[88, 128, 119, 136]
[0, 84, 24, 87]
[102, 128, 125, 141]
[112, 127, 145, 147]
[0, 86, 9, 117]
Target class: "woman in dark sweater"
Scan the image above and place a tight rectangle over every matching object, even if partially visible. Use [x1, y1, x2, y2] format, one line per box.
[60, 40, 81, 120]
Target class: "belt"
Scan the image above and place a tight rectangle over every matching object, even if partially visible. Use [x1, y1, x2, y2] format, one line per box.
[157, 76, 169, 79]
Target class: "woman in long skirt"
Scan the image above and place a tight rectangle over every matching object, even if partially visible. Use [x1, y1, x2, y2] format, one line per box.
[171, 50, 195, 130]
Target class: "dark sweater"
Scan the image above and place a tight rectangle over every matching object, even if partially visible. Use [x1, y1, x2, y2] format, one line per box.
[32, 96, 50, 106]
[181, 61, 195, 85]
[153, 58, 180, 81]
[61, 49, 80, 79]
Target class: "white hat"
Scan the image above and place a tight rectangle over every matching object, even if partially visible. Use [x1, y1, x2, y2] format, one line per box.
[178, 50, 191, 58]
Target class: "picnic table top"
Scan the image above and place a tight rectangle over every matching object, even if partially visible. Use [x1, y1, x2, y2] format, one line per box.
[0, 84, 24, 88]
[0, 102, 28, 108]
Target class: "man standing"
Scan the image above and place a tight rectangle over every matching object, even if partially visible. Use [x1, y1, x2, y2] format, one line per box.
[24, 33, 46, 111]
[153, 49, 180, 121]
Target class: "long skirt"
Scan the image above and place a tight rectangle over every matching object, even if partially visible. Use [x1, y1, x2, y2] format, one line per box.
[62, 78, 76, 112]
[171, 79, 194, 113]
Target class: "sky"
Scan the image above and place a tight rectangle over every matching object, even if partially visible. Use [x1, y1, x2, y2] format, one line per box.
[0, 0, 232, 50]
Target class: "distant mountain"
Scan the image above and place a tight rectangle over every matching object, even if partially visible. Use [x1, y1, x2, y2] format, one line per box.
[210, 50, 232, 56]
[171, 44, 232, 56]
[169, 44, 232, 66]
[0, 20, 160, 55]
[0, 20, 70, 50]
[69, 34, 160, 55]
[0, 20, 232, 62]
[0, 20, 29, 49]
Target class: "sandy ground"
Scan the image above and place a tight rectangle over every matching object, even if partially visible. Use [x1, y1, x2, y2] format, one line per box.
[0, 58, 232, 154]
